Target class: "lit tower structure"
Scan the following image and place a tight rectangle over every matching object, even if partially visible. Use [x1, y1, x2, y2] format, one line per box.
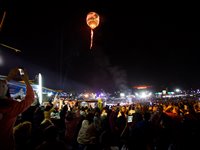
[132, 85, 153, 101]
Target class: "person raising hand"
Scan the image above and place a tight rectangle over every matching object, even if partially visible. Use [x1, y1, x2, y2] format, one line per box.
[0, 67, 34, 150]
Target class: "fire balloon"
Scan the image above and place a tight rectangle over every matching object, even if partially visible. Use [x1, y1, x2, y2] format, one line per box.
[86, 12, 100, 49]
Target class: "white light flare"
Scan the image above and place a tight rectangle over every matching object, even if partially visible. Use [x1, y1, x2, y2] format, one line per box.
[38, 73, 42, 105]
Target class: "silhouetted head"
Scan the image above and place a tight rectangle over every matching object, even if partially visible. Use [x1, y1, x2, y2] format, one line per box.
[44, 125, 57, 141]
[0, 80, 8, 98]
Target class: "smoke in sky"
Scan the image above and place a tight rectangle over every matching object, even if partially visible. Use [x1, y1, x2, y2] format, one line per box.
[93, 47, 129, 92]
[109, 66, 128, 91]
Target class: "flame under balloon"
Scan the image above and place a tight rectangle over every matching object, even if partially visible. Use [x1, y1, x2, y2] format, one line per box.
[0, 11, 6, 31]
[86, 12, 100, 49]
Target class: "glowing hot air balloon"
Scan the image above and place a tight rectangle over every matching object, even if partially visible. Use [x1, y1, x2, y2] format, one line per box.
[86, 12, 100, 49]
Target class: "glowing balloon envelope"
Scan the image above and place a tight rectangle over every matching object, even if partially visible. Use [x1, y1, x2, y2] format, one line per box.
[86, 12, 100, 49]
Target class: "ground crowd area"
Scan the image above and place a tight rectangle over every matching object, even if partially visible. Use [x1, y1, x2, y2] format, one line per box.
[12, 97, 200, 150]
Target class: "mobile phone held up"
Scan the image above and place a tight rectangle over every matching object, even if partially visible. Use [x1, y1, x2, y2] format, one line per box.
[127, 115, 133, 123]
[18, 68, 24, 75]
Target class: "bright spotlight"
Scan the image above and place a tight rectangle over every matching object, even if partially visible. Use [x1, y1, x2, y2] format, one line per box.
[38, 73, 42, 104]
[175, 89, 181, 92]
[120, 93, 125, 98]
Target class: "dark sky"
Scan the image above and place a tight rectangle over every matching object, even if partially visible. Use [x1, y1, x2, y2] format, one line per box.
[0, 0, 200, 92]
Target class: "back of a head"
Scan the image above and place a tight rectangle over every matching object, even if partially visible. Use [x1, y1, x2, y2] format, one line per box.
[0, 80, 11, 109]
[44, 105, 52, 111]
[65, 111, 74, 121]
[86, 112, 94, 124]
[14, 121, 32, 138]
[0, 79, 9, 99]
[44, 125, 57, 141]
[144, 112, 151, 121]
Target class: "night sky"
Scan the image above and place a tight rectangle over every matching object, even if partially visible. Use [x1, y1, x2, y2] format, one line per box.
[0, 0, 200, 92]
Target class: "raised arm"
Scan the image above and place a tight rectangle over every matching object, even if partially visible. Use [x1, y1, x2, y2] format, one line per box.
[7, 68, 34, 117]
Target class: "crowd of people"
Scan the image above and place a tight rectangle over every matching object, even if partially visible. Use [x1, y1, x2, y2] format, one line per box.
[1, 68, 200, 150]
